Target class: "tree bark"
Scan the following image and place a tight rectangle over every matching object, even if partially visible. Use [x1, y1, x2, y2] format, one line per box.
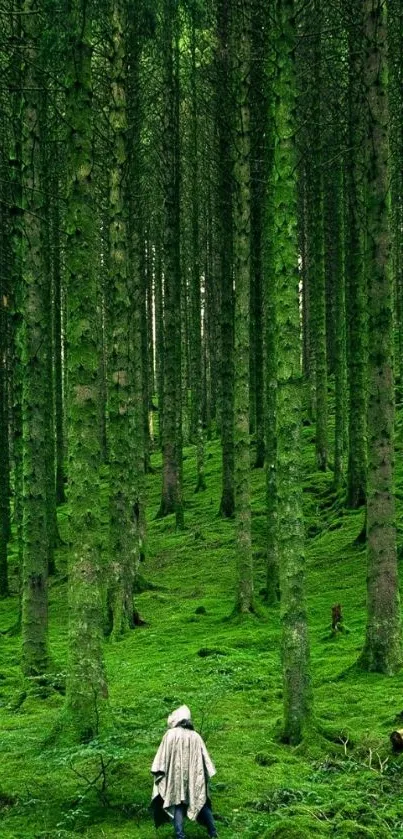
[20, 0, 49, 676]
[64, 0, 108, 739]
[359, 0, 402, 675]
[216, 0, 235, 519]
[274, 0, 312, 742]
[233, 0, 254, 614]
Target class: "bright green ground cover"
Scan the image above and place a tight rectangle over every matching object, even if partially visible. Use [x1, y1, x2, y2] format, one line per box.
[1, 417, 403, 838]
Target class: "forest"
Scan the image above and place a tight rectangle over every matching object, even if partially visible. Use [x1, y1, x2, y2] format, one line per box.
[0, 0, 403, 836]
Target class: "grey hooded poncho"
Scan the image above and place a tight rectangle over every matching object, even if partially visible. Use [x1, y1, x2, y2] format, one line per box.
[151, 705, 216, 822]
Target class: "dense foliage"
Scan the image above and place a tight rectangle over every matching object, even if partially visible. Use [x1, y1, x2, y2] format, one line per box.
[0, 0, 402, 835]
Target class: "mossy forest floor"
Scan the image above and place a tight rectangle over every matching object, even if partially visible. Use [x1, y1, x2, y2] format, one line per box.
[2, 415, 403, 838]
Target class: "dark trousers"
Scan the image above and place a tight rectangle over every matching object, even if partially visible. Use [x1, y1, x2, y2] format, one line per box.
[173, 803, 217, 839]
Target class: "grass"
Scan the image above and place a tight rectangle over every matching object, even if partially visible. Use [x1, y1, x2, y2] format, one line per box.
[1, 417, 403, 838]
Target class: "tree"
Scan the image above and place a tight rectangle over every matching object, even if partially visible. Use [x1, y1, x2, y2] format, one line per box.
[0, 223, 10, 598]
[64, 0, 108, 739]
[216, 0, 235, 519]
[273, 0, 312, 742]
[321, 1, 348, 490]
[249, 0, 266, 470]
[232, 0, 254, 614]
[303, 0, 328, 471]
[189, 3, 206, 493]
[20, 0, 49, 676]
[359, 0, 401, 675]
[158, 0, 184, 528]
[344, 0, 367, 509]
[106, 0, 139, 638]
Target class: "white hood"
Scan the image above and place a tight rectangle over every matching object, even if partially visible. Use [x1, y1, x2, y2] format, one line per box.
[167, 704, 192, 728]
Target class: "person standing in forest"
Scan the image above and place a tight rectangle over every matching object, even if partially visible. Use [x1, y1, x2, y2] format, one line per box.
[151, 705, 218, 838]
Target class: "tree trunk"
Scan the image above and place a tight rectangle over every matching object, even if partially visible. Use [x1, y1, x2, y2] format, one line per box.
[20, 0, 49, 676]
[233, 0, 254, 614]
[216, 0, 235, 519]
[51, 168, 66, 506]
[345, 4, 367, 508]
[0, 242, 10, 598]
[189, 11, 206, 493]
[64, 0, 108, 740]
[106, 0, 139, 639]
[250, 0, 266, 470]
[158, 0, 184, 528]
[359, 0, 402, 675]
[274, 0, 312, 742]
[306, 2, 328, 471]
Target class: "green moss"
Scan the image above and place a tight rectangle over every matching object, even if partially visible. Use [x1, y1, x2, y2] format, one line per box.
[1, 427, 403, 836]
[263, 815, 328, 837]
[333, 821, 388, 838]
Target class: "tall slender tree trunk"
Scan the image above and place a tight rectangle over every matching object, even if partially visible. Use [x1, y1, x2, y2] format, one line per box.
[107, 0, 139, 638]
[20, 0, 49, 676]
[127, 8, 147, 567]
[64, 0, 108, 739]
[155, 239, 164, 450]
[217, 0, 235, 518]
[140, 228, 151, 473]
[233, 0, 254, 614]
[51, 168, 66, 506]
[40, 94, 58, 572]
[359, 0, 401, 675]
[298, 173, 310, 382]
[307, 2, 327, 471]
[250, 0, 266, 469]
[189, 12, 206, 493]
[345, 5, 367, 508]
[263, 93, 279, 606]
[274, 0, 312, 742]
[0, 247, 10, 598]
[330, 164, 348, 491]
[389, 0, 403, 395]
[9, 5, 23, 615]
[158, 0, 184, 528]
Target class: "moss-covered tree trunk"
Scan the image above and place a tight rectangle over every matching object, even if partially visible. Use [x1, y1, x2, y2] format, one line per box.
[233, 0, 254, 614]
[140, 228, 151, 474]
[262, 33, 279, 605]
[40, 93, 58, 573]
[216, 0, 235, 519]
[106, 0, 139, 639]
[389, 0, 403, 396]
[298, 171, 310, 382]
[249, 0, 266, 470]
[329, 164, 347, 491]
[154, 239, 164, 450]
[0, 248, 10, 598]
[306, 1, 327, 471]
[127, 7, 147, 568]
[64, 0, 108, 739]
[189, 11, 206, 494]
[9, 9, 24, 613]
[158, 0, 184, 528]
[146, 235, 155, 404]
[20, 0, 49, 675]
[264, 206, 279, 603]
[274, 0, 312, 742]
[51, 166, 66, 507]
[345, 6, 367, 509]
[359, 0, 401, 675]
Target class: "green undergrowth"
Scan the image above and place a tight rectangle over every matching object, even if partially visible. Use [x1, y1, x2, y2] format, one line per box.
[1, 413, 403, 837]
